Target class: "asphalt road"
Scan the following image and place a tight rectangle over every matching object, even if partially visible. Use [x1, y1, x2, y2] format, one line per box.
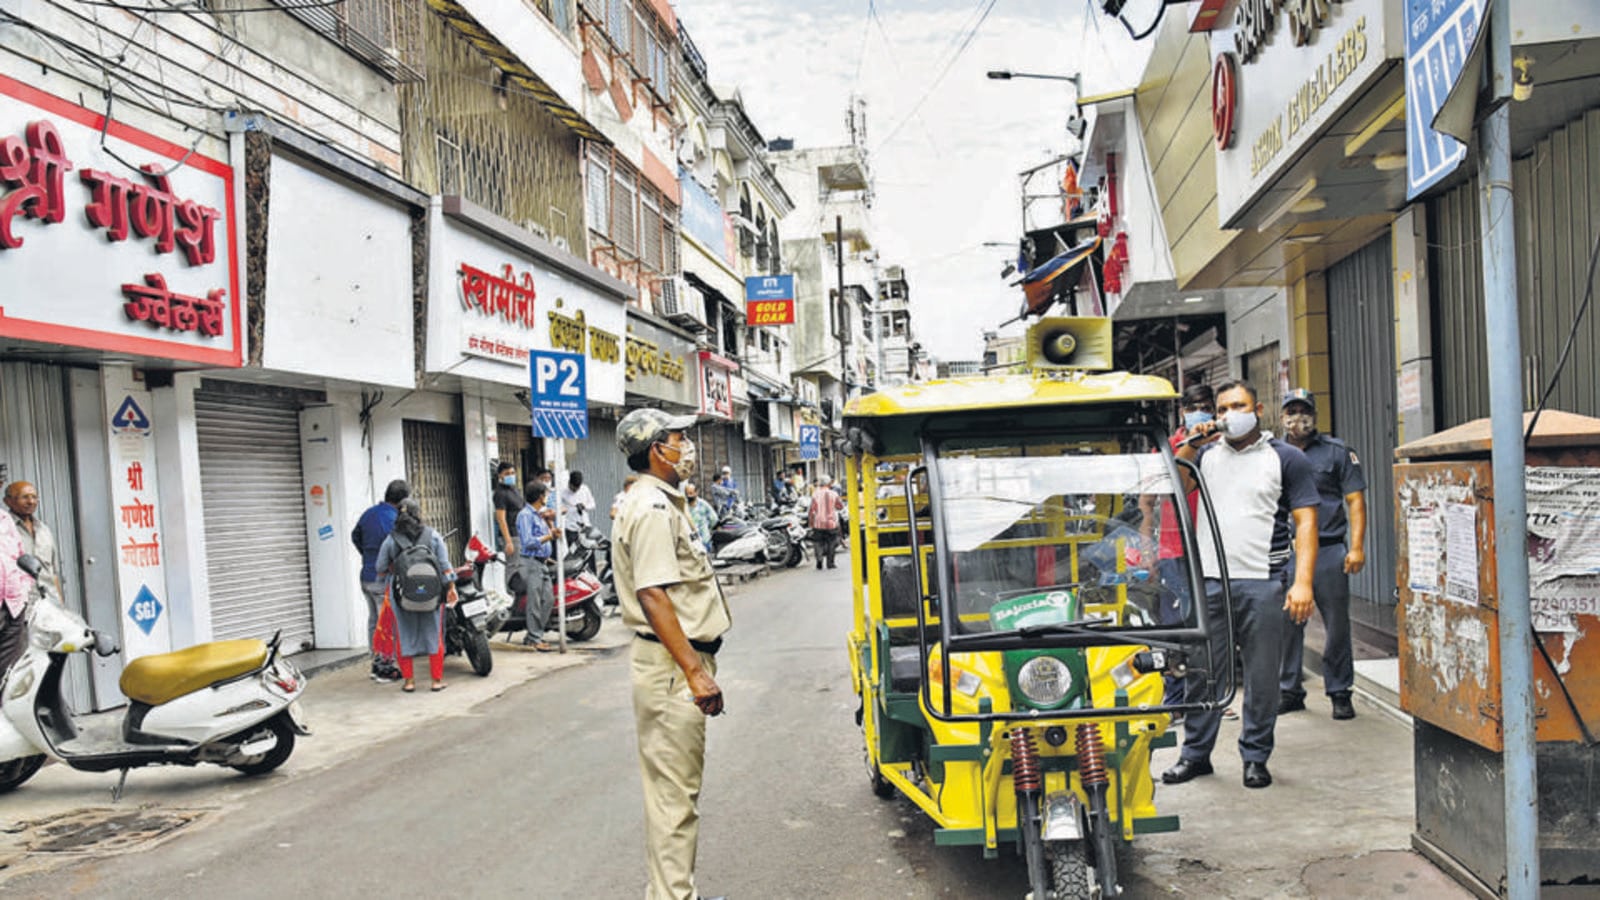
[2, 564, 1030, 899]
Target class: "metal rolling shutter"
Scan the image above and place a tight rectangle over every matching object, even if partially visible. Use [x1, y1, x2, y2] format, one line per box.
[196, 388, 315, 650]
[404, 420, 470, 564]
[1327, 235, 1400, 643]
[565, 417, 627, 535]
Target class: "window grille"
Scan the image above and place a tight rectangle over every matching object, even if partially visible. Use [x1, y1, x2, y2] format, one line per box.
[274, 0, 425, 82]
[641, 186, 664, 271]
[587, 147, 611, 239]
[611, 164, 637, 254]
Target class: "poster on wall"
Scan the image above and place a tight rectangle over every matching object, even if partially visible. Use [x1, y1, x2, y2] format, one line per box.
[104, 376, 172, 659]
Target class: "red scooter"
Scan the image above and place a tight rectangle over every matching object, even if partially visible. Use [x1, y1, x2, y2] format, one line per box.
[495, 529, 605, 643]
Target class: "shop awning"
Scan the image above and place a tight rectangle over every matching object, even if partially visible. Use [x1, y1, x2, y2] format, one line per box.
[425, 0, 607, 143]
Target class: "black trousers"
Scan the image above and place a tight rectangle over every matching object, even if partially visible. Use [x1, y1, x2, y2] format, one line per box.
[812, 528, 839, 568]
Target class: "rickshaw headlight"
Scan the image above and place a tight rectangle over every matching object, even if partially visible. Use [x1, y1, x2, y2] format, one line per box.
[1016, 657, 1072, 706]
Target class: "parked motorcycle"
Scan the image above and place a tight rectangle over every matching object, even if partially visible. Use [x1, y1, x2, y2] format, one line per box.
[713, 503, 792, 568]
[445, 535, 508, 676]
[0, 556, 309, 798]
[499, 529, 606, 643]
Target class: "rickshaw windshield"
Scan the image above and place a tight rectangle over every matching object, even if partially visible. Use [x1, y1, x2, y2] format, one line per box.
[931, 431, 1201, 636]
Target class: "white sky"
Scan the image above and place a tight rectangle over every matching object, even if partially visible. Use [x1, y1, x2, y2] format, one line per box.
[674, 0, 1155, 360]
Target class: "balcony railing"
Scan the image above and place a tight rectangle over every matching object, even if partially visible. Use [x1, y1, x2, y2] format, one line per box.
[275, 0, 425, 82]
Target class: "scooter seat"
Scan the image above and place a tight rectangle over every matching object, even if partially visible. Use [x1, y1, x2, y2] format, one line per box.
[119, 639, 269, 706]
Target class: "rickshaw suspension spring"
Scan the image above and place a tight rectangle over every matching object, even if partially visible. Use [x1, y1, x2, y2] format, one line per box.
[1010, 727, 1042, 792]
[1076, 723, 1108, 788]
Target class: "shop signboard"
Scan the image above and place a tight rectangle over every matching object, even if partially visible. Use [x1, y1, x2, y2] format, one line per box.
[0, 75, 241, 366]
[427, 204, 626, 404]
[745, 274, 797, 326]
[624, 314, 698, 409]
[698, 351, 737, 421]
[1210, 0, 1390, 227]
[1404, 0, 1483, 199]
[104, 372, 172, 659]
[679, 167, 734, 266]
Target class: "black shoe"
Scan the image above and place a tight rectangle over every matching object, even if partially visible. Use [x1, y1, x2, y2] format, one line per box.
[1161, 758, 1213, 784]
[1278, 693, 1306, 714]
[1331, 691, 1356, 720]
[1243, 761, 1272, 788]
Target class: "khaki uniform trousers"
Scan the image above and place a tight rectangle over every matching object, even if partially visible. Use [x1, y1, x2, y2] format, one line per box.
[630, 636, 717, 900]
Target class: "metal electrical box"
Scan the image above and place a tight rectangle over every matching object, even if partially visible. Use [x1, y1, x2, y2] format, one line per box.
[1395, 411, 1600, 890]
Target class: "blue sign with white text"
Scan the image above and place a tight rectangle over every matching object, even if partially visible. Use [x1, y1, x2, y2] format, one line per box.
[745, 274, 796, 302]
[128, 584, 163, 636]
[799, 424, 821, 461]
[1404, 0, 1482, 199]
[529, 350, 588, 440]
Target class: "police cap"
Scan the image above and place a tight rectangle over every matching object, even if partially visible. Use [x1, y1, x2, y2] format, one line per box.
[617, 408, 698, 457]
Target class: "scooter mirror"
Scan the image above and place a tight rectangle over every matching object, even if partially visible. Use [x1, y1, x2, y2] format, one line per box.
[15, 553, 42, 578]
[92, 630, 121, 657]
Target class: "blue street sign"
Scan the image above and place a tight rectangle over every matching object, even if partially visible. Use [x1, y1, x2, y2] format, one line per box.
[799, 424, 821, 461]
[128, 584, 163, 636]
[745, 274, 795, 302]
[529, 349, 588, 440]
[1404, 0, 1483, 199]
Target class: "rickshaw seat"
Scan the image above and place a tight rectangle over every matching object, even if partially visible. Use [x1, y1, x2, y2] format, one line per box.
[881, 556, 919, 619]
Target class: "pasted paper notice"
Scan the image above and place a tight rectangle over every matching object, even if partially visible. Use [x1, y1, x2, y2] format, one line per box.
[1527, 467, 1600, 631]
[1444, 502, 1479, 605]
[1408, 511, 1440, 595]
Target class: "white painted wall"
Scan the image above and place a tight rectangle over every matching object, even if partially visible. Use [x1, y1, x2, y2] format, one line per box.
[262, 153, 415, 388]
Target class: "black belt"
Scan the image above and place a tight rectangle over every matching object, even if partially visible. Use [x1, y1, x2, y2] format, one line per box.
[636, 632, 723, 656]
[1318, 537, 1346, 548]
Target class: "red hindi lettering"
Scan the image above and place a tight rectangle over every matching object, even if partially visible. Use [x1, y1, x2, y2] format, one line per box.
[81, 168, 135, 242]
[127, 462, 145, 492]
[195, 290, 226, 337]
[0, 120, 74, 250]
[129, 164, 178, 255]
[174, 198, 220, 266]
[123, 273, 173, 327]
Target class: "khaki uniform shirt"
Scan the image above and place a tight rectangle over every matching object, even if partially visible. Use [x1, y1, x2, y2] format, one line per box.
[9, 510, 59, 601]
[613, 474, 731, 643]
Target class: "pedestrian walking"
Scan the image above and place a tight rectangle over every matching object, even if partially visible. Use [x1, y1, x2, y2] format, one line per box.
[713, 466, 739, 515]
[1139, 383, 1214, 705]
[1162, 380, 1319, 790]
[0, 511, 36, 676]
[516, 482, 558, 651]
[684, 482, 717, 553]
[1277, 388, 1367, 720]
[808, 474, 844, 570]
[352, 479, 409, 682]
[612, 407, 730, 900]
[373, 498, 457, 693]
[4, 480, 62, 603]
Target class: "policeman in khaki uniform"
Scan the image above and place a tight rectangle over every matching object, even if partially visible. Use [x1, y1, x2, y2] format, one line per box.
[612, 408, 731, 900]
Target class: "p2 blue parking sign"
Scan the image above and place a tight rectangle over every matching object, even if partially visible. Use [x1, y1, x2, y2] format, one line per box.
[529, 350, 588, 439]
[799, 424, 821, 461]
[1404, 0, 1483, 198]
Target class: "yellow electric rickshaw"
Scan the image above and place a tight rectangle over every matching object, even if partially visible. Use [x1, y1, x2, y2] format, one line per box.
[843, 317, 1237, 899]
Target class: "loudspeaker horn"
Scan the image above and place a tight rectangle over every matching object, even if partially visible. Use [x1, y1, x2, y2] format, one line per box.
[1025, 316, 1114, 372]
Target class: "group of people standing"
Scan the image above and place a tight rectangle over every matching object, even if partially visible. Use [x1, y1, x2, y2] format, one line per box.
[1156, 380, 1368, 791]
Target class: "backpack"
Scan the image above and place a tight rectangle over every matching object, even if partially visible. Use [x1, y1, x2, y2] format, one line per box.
[392, 529, 444, 613]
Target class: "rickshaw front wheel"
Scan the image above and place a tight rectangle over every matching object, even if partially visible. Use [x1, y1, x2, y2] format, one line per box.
[1046, 840, 1094, 900]
[866, 752, 894, 799]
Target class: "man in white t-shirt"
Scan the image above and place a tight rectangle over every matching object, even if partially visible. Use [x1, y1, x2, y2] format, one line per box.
[560, 470, 597, 538]
[1162, 379, 1320, 791]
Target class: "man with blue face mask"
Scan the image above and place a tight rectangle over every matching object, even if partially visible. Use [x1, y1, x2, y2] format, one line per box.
[1163, 379, 1319, 791]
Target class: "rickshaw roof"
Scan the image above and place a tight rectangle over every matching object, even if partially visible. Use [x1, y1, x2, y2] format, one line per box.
[845, 372, 1178, 419]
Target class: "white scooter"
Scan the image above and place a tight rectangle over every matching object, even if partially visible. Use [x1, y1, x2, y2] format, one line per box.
[0, 556, 309, 799]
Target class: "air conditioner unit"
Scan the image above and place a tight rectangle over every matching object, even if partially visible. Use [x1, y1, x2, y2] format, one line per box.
[658, 277, 709, 332]
[656, 277, 682, 318]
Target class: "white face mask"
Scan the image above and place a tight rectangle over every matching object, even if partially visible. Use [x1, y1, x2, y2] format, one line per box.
[1221, 410, 1259, 439]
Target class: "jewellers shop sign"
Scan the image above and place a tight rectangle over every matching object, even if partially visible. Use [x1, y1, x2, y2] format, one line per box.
[0, 75, 240, 366]
[426, 198, 626, 404]
[1210, 0, 1391, 228]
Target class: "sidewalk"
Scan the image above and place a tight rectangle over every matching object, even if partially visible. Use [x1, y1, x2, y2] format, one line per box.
[1133, 677, 1467, 899]
[0, 615, 634, 880]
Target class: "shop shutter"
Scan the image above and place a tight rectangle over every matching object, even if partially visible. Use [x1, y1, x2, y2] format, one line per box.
[196, 388, 315, 650]
[1, 362, 92, 706]
[1328, 234, 1400, 643]
[566, 418, 628, 535]
[404, 419, 470, 564]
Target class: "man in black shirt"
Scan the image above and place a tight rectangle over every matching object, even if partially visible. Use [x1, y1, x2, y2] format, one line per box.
[492, 461, 525, 556]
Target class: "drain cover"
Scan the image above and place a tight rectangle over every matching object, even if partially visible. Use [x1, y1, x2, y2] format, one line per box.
[26, 808, 204, 853]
